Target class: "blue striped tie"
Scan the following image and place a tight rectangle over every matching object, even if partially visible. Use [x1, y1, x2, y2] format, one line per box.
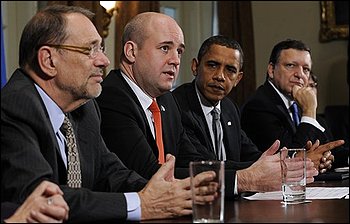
[290, 102, 300, 126]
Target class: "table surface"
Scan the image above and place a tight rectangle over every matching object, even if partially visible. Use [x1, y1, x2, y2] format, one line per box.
[141, 179, 349, 223]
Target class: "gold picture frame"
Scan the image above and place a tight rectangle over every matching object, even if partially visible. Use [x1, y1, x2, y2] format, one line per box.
[319, 1, 349, 42]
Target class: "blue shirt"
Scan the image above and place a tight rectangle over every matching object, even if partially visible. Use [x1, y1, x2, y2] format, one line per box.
[35, 84, 141, 221]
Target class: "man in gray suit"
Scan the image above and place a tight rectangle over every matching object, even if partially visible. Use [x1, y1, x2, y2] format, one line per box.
[1, 5, 216, 222]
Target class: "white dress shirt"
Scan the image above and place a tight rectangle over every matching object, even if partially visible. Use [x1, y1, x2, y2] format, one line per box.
[268, 80, 325, 132]
[122, 72, 157, 138]
[194, 85, 239, 194]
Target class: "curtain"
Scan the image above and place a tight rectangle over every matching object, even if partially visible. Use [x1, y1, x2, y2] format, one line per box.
[114, 1, 159, 67]
[217, 1, 256, 108]
[47, 1, 106, 38]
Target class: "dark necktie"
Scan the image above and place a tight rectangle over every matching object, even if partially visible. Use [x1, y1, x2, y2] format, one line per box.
[149, 99, 165, 164]
[290, 102, 300, 126]
[61, 115, 82, 188]
[211, 107, 222, 160]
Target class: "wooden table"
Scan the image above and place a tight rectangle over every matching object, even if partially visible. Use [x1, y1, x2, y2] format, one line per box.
[141, 179, 349, 223]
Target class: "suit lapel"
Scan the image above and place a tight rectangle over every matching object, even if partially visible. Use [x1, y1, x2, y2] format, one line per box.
[116, 71, 155, 144]
[188, 83, 216, 154]
[116, 72, 159, 155]
[220, 102, 231, 158]
[220, 98, 242, 161]
[264, 81, 297, 133]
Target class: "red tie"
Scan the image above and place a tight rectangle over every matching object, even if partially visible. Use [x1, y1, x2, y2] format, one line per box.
[149, 99, 165, 164]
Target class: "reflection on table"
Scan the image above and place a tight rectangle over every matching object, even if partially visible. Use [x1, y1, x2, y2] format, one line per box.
[140, 179, 349, 223]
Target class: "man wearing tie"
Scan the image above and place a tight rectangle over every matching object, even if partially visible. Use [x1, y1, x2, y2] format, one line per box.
[172, 36, 264, 194]
[1, 7, 217, 222]
[172, 35, 341, 196]
[96, 12, 205, 180]
[173, 35, 262, 168]
[241, 39, 342, 172]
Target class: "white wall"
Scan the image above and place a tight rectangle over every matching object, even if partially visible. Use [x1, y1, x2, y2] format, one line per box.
[252, 1, 349, 113]
[1, 1, 116, 80]
[2, 1, 37, 80]
[160, 1, 214, 87]
[104, 9, 115, 75]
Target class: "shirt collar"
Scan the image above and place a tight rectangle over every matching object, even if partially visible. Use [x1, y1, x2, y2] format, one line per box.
[35, 83, 65, 134]
[121, 71, 153, 110]
[195, 84, 221, 116]
[268, 80, 295, 109]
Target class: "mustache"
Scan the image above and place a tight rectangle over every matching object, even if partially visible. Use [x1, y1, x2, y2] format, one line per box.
[208, 82, 224, 91]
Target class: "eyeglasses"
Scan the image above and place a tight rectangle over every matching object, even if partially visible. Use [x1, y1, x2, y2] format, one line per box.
[45, 44, 106, 59]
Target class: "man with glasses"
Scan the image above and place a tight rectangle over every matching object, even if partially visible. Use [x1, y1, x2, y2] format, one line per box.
[240, 39, 344, 172]
[43, 43, 106, 59]
[1, 5, 216, 222]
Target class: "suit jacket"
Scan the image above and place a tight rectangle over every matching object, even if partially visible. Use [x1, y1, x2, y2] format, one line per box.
[316, 115, 349, 168]
[96, 69, 205, 180]
[1, 69, 148, 222]
[1, 202, 18, 222]
[172, 82, 262, 197]
[241, 80, 329, 151]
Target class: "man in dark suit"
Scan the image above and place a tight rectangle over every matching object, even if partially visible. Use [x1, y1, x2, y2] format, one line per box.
[307, 73, 349, 168]
[172, 35, 337, 195]
[173, 36, 261, 169]
[1, 6, 216, 222]
[240, 39, 345, 171]
[96, 74, 204, 179]
[96, 11, 205, 180]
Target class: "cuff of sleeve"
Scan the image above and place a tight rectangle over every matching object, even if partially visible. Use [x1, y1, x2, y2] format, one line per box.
[124, 192, 141, 221]
[234, 173, 238, 195]
[301, 116, 325, 132]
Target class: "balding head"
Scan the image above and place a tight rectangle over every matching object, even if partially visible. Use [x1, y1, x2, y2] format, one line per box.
[122, 12, 181, 50]
[119, 11, 184, 97]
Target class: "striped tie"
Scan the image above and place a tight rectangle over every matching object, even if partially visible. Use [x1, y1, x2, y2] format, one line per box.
[211, 107, 222, 160]
[61, 115, 82, 188]
[290, 102, 300, 126]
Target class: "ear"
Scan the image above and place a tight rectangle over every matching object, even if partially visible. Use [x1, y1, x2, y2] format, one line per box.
[267, 62, 274, 79]
[123, 41, 137, 63]
[37, 46, 57, 78]
[191, 58, 199, 77]
[233, 72, 243, 87]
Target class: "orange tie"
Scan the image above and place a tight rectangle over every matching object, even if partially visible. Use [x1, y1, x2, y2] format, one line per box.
[149, 99, 165, 164]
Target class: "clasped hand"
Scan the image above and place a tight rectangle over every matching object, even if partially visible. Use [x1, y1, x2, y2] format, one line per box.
[305, 139, 344, 173]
